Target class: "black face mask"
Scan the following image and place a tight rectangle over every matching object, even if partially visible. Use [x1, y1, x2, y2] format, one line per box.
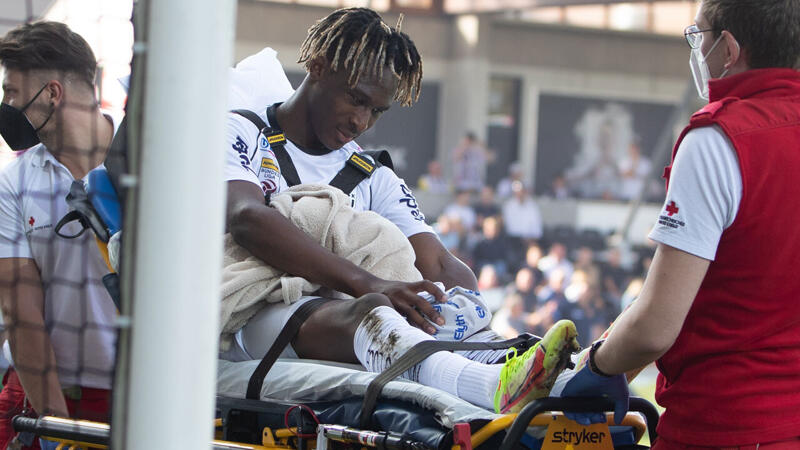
[0, 83, 54, 150]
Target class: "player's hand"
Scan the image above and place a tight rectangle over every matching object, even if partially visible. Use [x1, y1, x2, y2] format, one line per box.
[550, 346, 629, 425]
[365, 278, 446, 334]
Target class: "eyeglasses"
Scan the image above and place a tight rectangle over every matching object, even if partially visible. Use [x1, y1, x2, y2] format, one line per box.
[684, 24, 715, 49]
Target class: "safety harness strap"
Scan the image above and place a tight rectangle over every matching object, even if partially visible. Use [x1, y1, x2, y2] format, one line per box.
[358, 334, 540, 429]
[264, 104, 301, 188]
[232, 105, 395, 196]
[327, 149, 393, 195]
[54, 181, 111, 243]
[231, 106, 301, 190]
[245, 298, 335, 400]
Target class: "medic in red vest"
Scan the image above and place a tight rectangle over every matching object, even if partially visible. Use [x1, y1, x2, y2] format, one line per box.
[553, 1, 800, 448]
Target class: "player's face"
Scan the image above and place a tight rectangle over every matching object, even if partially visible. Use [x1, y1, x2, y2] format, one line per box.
[309, 65, 397, 150]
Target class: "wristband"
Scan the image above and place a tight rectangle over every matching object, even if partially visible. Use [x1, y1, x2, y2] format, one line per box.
[589, 339, 613, 377]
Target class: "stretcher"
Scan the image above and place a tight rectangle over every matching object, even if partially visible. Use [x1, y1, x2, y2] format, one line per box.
[38, 166, 660, 448]
[14, 358, 659, 449]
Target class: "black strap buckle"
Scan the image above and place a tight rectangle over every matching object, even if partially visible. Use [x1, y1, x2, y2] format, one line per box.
[265, 130, 286, 147]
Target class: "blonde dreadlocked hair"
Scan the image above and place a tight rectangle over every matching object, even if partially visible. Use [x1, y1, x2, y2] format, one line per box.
[298, 8, 423, 106]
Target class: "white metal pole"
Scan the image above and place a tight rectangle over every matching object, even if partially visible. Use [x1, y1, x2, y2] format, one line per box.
[122, 0, 235, 448]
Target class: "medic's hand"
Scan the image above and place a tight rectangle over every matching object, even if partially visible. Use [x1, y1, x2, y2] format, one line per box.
[550, 347, 629, 425]
[362, 277, 446, 334]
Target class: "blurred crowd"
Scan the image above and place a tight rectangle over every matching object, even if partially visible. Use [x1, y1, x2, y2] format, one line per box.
[421, 168, 654, 348]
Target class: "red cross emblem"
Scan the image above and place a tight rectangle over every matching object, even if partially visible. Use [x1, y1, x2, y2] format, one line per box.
[665, 201, 679, 217]
[28, 216, 35, 226]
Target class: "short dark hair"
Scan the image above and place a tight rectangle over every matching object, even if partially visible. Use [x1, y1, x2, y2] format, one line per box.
[703, 0, 800, 69]
[0, 21, 97, 87]
[298, 8, 423, 106]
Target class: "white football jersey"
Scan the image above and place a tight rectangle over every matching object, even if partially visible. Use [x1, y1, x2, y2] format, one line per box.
[224, 110, 433, 238]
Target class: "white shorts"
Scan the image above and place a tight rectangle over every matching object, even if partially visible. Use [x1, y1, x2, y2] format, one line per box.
[221, 296, 322, 362]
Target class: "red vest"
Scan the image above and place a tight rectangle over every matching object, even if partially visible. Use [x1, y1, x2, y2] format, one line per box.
[656, 68, 800, 445]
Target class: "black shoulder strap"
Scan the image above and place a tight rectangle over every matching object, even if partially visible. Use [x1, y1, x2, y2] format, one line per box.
[328, 149, 394, 195]
[54, 181, 110, 243]
[266, 103, 301, 187]
[363, 149, 394, 171]
[231, 105, 302, 188]
[358, 334, 538, 429]
[104, 116, 127, 199]
[245, 298, 334, 400]
[230, 109, 266, 131]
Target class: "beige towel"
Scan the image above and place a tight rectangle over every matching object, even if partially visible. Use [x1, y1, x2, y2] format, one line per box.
[220, 184, 423, 349]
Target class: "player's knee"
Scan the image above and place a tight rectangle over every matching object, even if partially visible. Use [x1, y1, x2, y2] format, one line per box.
[351, 293, 392, 319]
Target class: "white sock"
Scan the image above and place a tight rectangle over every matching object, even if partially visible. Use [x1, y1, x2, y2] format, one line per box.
[456, 329, 511, 364]
[353, 306, 501, 410]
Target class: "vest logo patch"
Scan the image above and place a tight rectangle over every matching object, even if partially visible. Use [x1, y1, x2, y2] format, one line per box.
[665, 201, 679, 216]
[658, 200, 685, 229]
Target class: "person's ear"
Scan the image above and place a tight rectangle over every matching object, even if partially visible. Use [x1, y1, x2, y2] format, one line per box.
[307, 56, 329, 82]
[721, 30, 742, 71]
[44, 79, 64, 108]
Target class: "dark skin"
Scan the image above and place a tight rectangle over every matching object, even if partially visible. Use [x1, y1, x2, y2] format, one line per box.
[227, 58, 477, 362]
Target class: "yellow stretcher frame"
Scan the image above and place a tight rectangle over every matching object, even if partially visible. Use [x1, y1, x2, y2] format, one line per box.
[16, 398, 656, 450]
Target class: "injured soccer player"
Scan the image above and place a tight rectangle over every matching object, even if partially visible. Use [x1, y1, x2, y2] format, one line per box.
[220, 7, 580, 413]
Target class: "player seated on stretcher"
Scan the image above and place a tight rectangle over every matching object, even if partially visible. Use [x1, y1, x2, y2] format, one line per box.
[218, 7, 598, 416]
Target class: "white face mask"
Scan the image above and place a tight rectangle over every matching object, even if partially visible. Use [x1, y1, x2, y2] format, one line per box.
[689, 33, 728, 100]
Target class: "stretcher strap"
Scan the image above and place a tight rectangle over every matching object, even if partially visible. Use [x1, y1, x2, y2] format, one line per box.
[246, 298, 334, 400]
[358, 335, 536, 429]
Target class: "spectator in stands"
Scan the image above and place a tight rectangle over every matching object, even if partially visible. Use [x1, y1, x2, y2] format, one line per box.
[476, 264, 504, 312]
[620, 277, 643, 312]
[501, 181, 542, 242]
[560, 270, 609, 347]
[525, 299, 558, 339]
[0, 22, 118, 446]
[617, 138, 653, 201]
[452, 132, 494, 192]
[472, 185, 500, 229]
[491, 293, 529, 339]
[477, 264, 500, 291]
[573, 246, 601, 287]
[600, 247, 629, 307]
[530, 268, 566, 336]
[496, 161, 523, 200]
[472, 216, 514, 277]
[442, 190, 477, 232]
[506, 267, 539, 313]
[519, 243, 545, 289]
[417, 160, 450, 194]
[538, 242, 574, 284]
[433, 214, 462, 255]
[545, 173, 570, 199]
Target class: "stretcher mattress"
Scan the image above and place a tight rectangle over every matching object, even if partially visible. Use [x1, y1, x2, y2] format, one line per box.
[216, 358, 502, 429]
